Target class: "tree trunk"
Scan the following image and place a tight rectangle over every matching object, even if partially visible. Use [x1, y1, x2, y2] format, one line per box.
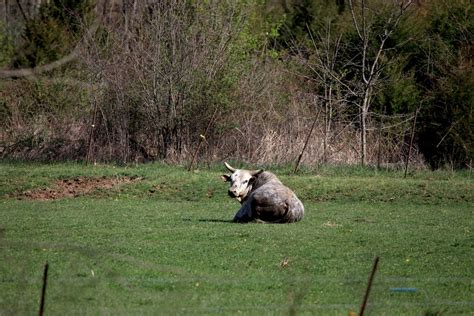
[376, 115, 382, 169]
[360, 108, 367, 166]
[323, 85, 333, 163]
[360, 88, 370, 166]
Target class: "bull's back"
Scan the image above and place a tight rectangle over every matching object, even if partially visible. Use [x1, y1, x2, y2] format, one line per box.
[250, 183, 304, 223]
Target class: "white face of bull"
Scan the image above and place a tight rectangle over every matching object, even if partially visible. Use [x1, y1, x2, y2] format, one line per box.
[221, 162, 262, 202]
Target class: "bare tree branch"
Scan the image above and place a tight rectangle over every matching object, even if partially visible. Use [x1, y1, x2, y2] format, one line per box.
[348, 0, 363, 40]
[0, 52, 79, 79]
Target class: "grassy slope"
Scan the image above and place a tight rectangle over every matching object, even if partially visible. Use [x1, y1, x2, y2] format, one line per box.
[0, 162, 472, 315]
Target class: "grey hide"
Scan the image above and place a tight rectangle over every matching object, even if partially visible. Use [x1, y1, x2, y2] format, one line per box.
[221, 162, 304, 223]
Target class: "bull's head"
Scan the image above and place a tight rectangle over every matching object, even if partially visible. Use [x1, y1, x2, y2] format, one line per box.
[221, 162, 263, 202]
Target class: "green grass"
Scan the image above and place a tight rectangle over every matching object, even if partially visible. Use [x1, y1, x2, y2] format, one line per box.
[0, 162, 473, 315]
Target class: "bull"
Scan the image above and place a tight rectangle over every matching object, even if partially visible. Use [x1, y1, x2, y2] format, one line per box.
[221, 162, 304, 223]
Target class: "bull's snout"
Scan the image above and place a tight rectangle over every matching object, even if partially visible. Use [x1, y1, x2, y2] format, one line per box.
[228, 190, 237, 198]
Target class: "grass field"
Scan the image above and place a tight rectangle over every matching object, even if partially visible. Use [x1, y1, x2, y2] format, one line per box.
[0, 162, 473, 315]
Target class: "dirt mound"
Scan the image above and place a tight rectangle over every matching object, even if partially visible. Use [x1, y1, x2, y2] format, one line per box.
[20, 176, 142, 200]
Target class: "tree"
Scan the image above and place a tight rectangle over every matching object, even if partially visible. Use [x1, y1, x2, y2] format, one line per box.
[345, 0, 413, 165]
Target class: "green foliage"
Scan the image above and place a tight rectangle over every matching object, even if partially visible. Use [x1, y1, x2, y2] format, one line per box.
[40, 0, 92, 34]
[270, 0, 346, 50]
[418, 69, 473, 169]
[0, 163, 472, 314]
[404, 0, 473, 168]
[10, 0, 92, 68]
[429, 0, 473, 51]
[376, 61, 420, 114]
[0, 23, 15, 68]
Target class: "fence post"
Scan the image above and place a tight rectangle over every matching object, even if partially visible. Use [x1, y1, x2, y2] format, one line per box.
[294, 109, 321, 173]
[359, 256, 379, 316]
[188, 108, 218, 172]
[404, 108, 419, 178]
[38, 262, 49, 316]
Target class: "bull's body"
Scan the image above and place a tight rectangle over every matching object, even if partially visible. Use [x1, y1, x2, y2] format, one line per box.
[222, 163, 304, 223]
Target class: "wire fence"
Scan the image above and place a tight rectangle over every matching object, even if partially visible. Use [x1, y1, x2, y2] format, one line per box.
[1, 266, 473, 315]
[1, 239, 473, 315]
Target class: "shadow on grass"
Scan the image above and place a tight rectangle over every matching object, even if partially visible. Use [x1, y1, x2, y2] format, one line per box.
[197, 218, 234, 223]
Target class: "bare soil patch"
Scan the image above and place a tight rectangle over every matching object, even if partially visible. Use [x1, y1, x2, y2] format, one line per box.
[19, 176, 142, 200]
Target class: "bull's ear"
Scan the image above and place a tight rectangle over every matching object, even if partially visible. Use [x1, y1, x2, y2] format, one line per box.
[248, 170, 263, 185]
[220, 174, 231, 182]
[248, 176, 257, 185]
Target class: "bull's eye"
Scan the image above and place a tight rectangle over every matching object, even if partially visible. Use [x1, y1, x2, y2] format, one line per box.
[243, 180, 248, 184]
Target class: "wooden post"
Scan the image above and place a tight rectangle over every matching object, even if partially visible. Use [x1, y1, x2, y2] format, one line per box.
[404, 107, 419, 178]
[294, 109, 321, 173]
[188, 108, 218, 172]
[359, 256, 379, 316]
[377, 107, 385, 170]
[86, 99, 98, 164]
[38, 262, 49, 316]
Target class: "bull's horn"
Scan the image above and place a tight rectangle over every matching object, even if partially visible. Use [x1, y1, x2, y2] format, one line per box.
[224, 162, 236, 173]
[250, 169, 264, 176]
